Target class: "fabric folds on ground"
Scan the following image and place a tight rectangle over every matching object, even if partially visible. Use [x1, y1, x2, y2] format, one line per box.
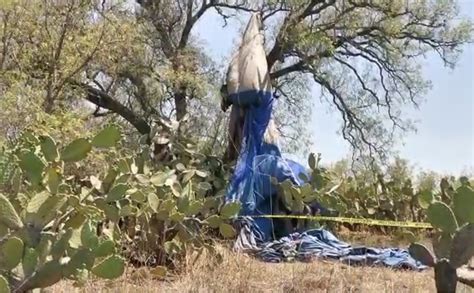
[233, 217, 427, 271]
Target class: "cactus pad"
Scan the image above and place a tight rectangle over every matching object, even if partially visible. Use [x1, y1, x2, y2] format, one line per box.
[453, 185, 474, 225]
[0, 275, 10, 293]
[0, 193, 23, 230]
[0, 237, 24, 270]
[427, 201, 458, 234]
[450, 223, 474, 268]
[91, 255, 125, 279]
[91, 126, 121, 148]
[60, 138, 92, 162]
[408, 243, 436, 267]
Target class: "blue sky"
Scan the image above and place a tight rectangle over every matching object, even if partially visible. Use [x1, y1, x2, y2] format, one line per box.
[194, 2, 473, 176]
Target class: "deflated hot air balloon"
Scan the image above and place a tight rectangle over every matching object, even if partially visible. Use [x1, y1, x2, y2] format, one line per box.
[222, 13, 320, 238]
[221, 14, 428, 271]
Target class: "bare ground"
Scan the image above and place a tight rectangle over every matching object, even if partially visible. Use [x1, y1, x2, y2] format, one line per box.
[50, 231, 474, 293]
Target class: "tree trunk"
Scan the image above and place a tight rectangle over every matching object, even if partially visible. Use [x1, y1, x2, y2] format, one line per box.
[435, 260, 458, 293]
[223, 105, 245, 163]
[174, 91, 187, 122]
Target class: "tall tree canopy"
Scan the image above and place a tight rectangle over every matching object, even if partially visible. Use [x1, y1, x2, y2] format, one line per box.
[0, 0, 472, 162]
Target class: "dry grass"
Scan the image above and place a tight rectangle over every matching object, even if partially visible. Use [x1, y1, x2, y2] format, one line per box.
[49, 231, 474, 293]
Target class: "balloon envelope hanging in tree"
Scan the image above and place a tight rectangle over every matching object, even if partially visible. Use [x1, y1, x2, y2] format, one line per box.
[225, 13, 272, 107]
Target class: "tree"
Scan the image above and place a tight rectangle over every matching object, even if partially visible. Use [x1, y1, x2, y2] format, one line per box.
[0, 0, 145, 140]
[220, 0, 473, 162]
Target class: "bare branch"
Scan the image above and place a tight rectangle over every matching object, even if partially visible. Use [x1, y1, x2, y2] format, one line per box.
[69, 79, 151, 135]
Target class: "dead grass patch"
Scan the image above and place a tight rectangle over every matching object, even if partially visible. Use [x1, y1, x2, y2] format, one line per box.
[49, 231, 474, 293]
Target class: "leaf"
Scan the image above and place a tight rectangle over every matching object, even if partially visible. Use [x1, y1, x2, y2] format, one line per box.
[198, 182, 213, 191]
[433, 232, 452, 259]
[103, 205, 120, 223]
[165, 175, 178, 187]
[19, 151, 45, 185]
[26, 191, 49, 213]
[427, 201, 458, 234]
[60, 138, 92, 162]
[106, 184, 128, 202]
[450, 223, 474, 268]
[64, 213, 86, 230]
[147, 193, 159, 212]
[26, 260, 63, 289]
[130, 190, 146, 203]
[0, 237, 24, 269]
[282, 189, 293, 208]
[408, 243, 435, 267]
[102, 168, 117, 193]
[31, 194, 67, 228]
[170, 181, 182, 197]
[81, 221, 99, 249]
[63, 249, 95, 277]
[170, 212, 185, 222]
[150, 172, 168, 187]
[159, 199, 175, 212]
[94, 240, 116, 258]
[0, 193, 23, 230]
[186, 200, 203, 216]
[195, 170, 208, 178]
[308, 153, 316, 170]
[51, 229, 73, 260]
[22, 248, 38, 277]
[418, 190, 434, 209]
[453, 185, 474, 225]
[0, 275, 10, 293]
[45, 167, 61, 195]
[91, 255, 125, 279]
[206, 215, 222, 229]
[39, 135, 59, 162]
[220, 202, 241, 219]
[91, 125, 121, 148]
[219, 223, 236, 238]
[118, 159, 131, 174]
[119, 205, 136, 217]
[174, 162, 186, 172]
[182, 170, 195, 183]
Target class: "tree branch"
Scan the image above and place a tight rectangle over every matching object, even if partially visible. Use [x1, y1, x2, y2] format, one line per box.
[69, 80, 151, 135]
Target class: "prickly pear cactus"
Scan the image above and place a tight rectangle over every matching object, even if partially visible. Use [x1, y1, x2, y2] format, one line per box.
[0, 127, 126, 292]
[0, 124, 238, 291]
[409, 183, 474, 293]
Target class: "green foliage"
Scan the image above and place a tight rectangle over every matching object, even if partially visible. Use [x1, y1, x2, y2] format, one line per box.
[60, 138, 92, 162]
[91, 126, 122, 148]
[453, 185, 474, 225]
[0, 193, 23, 230]
[408, 243, 435, 267]
[0, 124, 236, 291]
[0, 275, 9, 293]
[427, 202, 457, 234]
[91, 256, 125, 279]
[409, 184, 474, 292]
[0, 127, 128, 292]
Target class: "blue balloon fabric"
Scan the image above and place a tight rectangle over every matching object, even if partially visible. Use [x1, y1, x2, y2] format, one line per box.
[224, 89, 427, 271]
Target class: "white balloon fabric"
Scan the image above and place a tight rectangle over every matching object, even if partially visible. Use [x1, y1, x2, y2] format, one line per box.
[226, 13, 271, 106]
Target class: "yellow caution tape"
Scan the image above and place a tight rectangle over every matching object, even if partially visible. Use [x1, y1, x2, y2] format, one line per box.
[252, 214, 433, 229]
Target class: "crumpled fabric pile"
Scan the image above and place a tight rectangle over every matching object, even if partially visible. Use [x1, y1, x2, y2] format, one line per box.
[233, 217, 427, 271]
